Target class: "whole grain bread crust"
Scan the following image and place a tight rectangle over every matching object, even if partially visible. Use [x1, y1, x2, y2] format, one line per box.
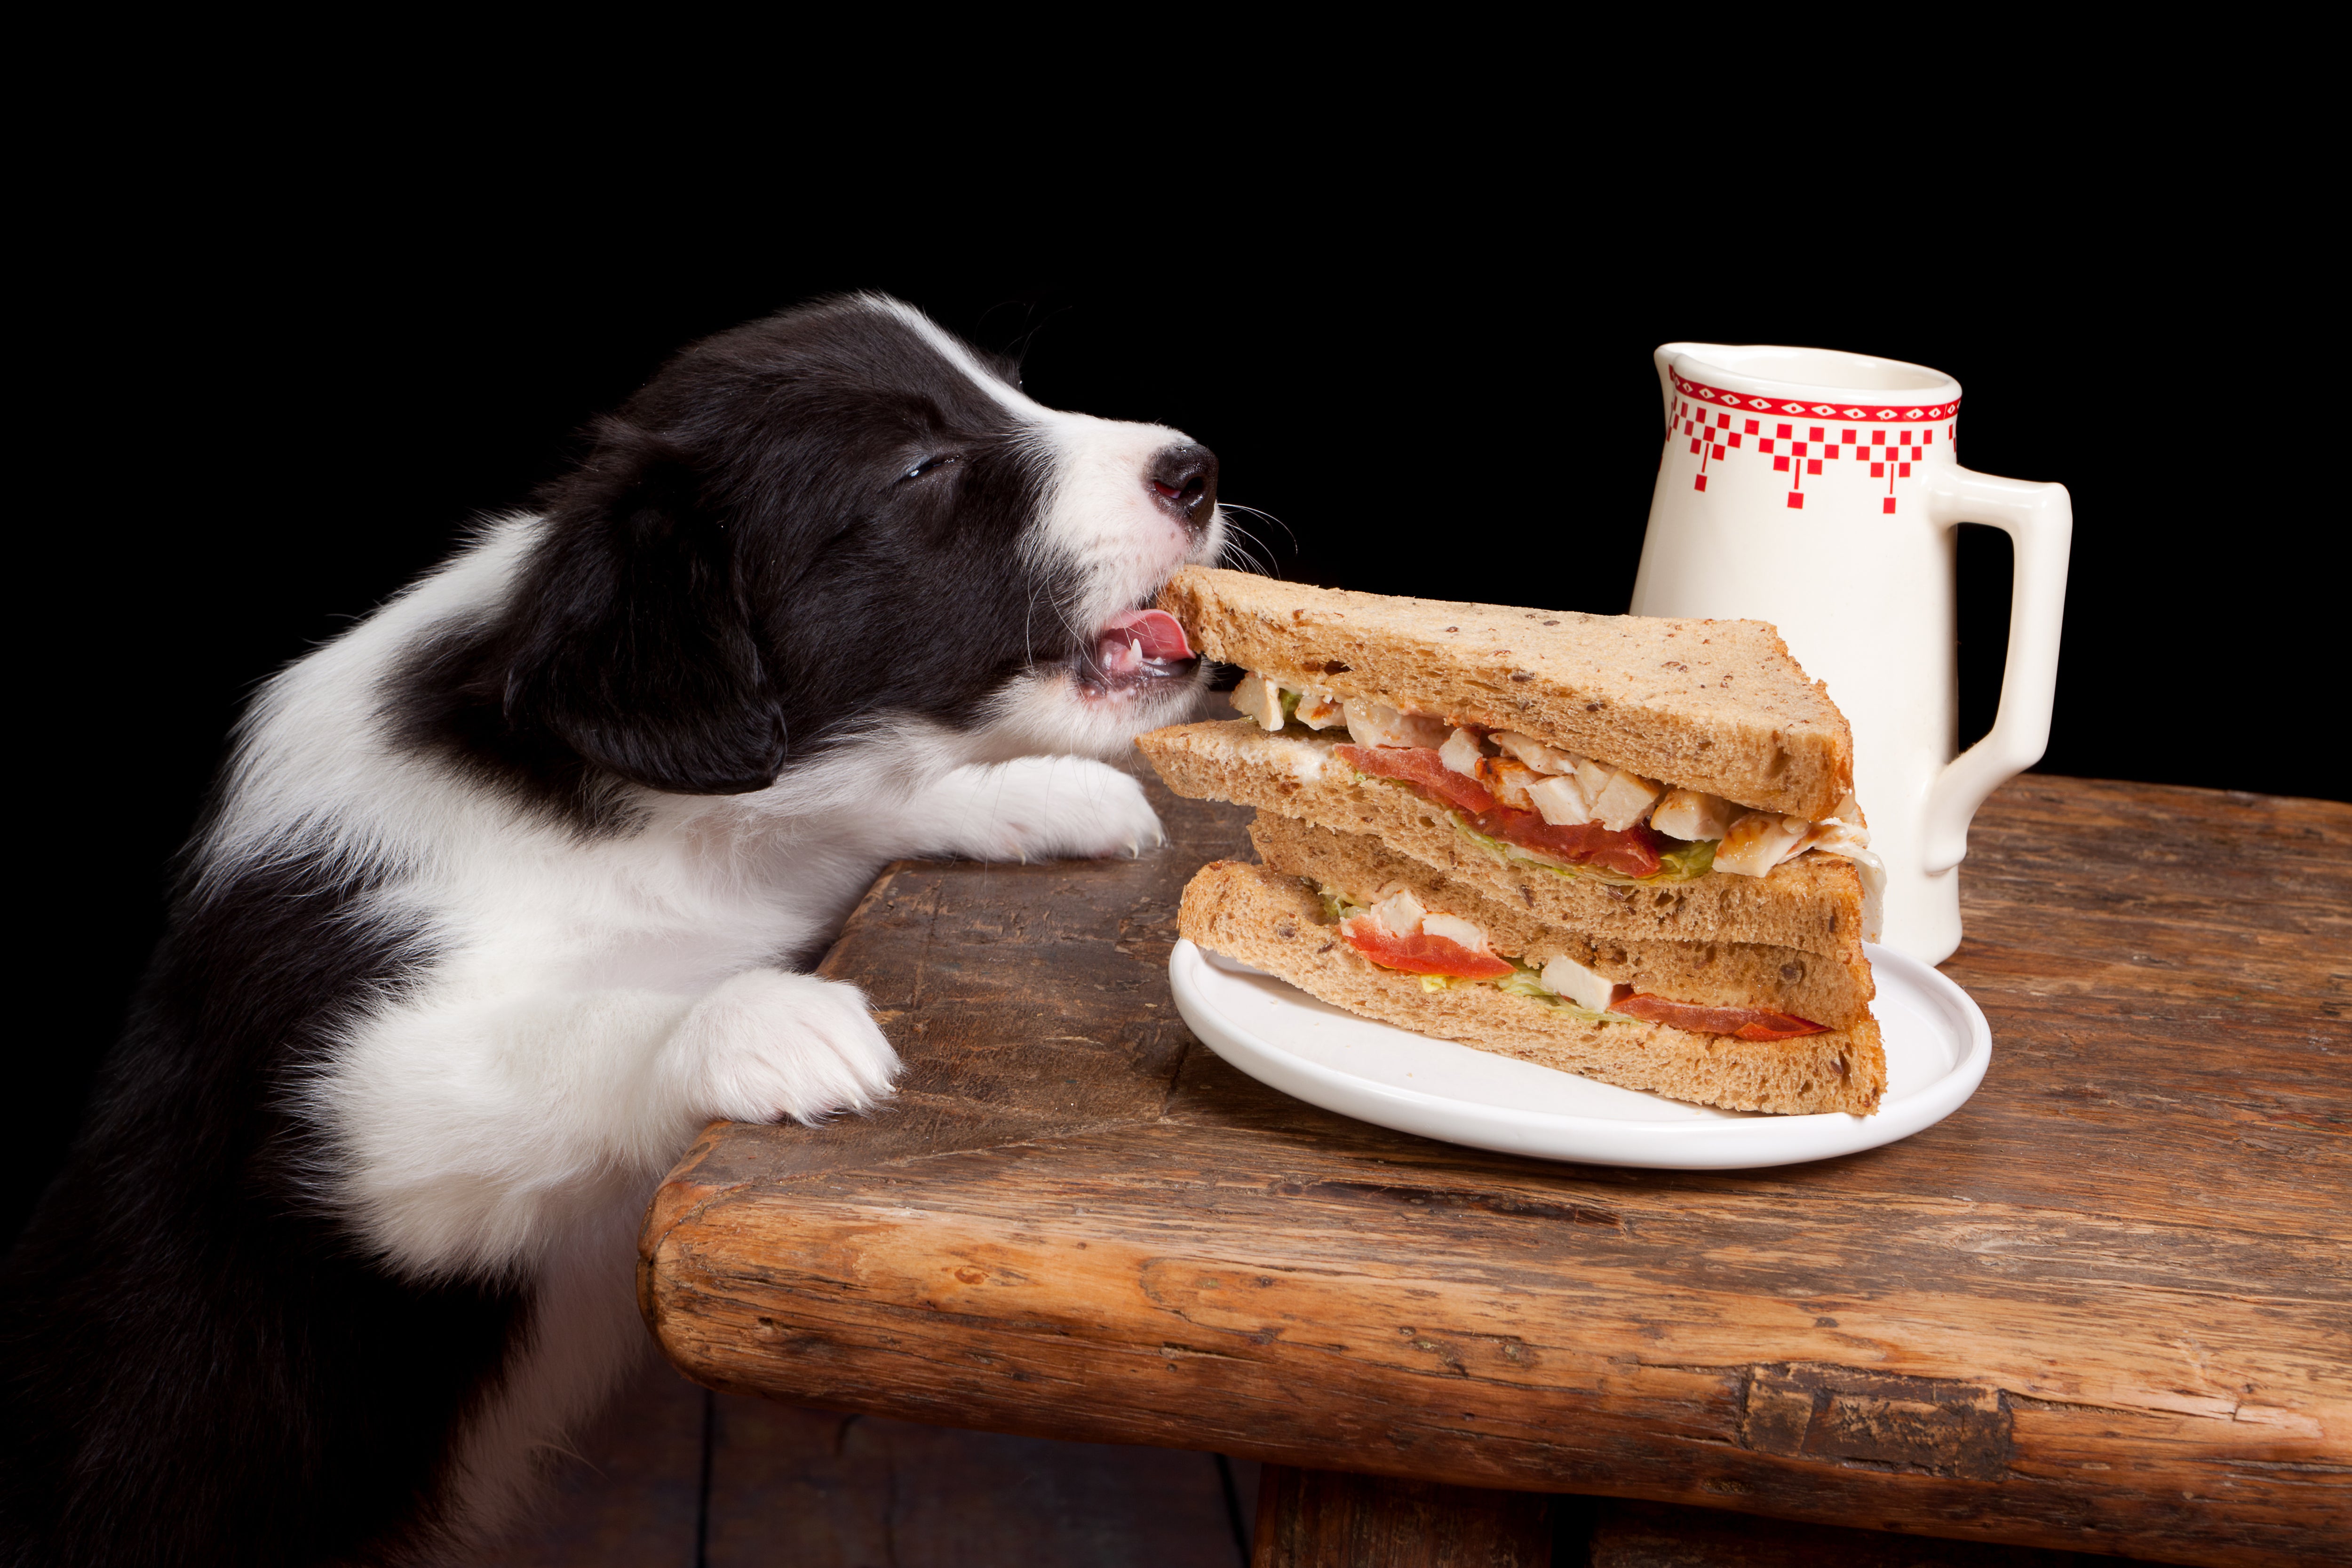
[1160, 566, 1854, 820]
[1138, 719, 1870, 963]
[1182, 860, 1885, 1116]
[1248, 813, 1874, 1030]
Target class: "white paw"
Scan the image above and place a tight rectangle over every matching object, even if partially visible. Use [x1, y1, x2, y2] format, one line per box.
[929, 756, 1167, 863]
[673, 970, 900, 1126]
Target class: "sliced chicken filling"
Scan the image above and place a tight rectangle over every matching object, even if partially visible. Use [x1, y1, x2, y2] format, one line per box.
[1233, 674, 1881, 889]
[1323, 879, 1826, 1040]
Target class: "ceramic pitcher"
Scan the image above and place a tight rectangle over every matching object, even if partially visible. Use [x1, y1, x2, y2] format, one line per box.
[1629, 344, 2071, 965]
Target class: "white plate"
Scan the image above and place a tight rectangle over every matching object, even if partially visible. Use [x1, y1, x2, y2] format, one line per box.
[1168, 939, 1989, 1169]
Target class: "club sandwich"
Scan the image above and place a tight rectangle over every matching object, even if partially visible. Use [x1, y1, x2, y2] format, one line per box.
[1138, 567, 1889, 1115]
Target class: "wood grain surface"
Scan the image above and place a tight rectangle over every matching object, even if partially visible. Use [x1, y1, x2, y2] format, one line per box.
[640, 767, 2351, 1568]
[1580, 1496, 2130, 1566]
[1250, 1466, 1552, 1567]
[478, 1354, 1258, 1567]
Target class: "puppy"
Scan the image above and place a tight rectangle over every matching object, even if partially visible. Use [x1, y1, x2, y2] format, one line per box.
[0, 294, 1224, 1566]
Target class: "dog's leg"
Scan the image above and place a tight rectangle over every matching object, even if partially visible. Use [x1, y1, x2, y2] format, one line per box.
[899, 755, 1167, 864]
[326, 975, 898, 1278]
[429, 966, 896, 1547]
[328, 971, 898, 1541]
[438, 1197, 650, 1547]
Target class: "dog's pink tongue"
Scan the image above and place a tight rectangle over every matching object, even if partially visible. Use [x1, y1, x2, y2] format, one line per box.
[1098, 609, 1194, 669]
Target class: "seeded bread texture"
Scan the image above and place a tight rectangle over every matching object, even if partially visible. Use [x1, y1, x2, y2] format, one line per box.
[1181, 860, 1885, 1116]
[1137, 720, 1869, 961]
[1159, 566, 1854, 820]
[1248, 813, 1874, 1031]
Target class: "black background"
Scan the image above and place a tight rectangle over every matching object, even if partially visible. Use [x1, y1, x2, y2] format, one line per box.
[14, 150, 2329, 1242]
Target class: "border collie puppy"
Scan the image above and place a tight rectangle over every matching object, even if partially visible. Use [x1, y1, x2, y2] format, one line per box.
[1, 294, 1222, 1566]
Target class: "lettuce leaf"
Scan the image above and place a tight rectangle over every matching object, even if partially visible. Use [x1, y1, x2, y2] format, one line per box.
[1494, 968, 1557, 1003]
[1318, 882, 1368, 926]
[1494, 963, 1636, 1022]
[1447, 801, 1716, 885]
[1653, 837, 1717, 880]
[1347, 771, 1717, 886]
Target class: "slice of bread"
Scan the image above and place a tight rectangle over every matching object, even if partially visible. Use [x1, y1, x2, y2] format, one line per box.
[1137, 720, 1870, 962]
[1181, 860, 1886, 1116]
[1248, 813, 1875, 1031]
[1159, 566, 1853, 820]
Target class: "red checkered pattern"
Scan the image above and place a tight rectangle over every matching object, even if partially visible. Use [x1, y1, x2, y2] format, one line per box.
[1674, 400, 1960, 515]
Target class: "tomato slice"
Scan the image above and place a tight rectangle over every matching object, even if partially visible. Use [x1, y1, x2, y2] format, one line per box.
[1469, 806, 1664, 879]
[1613, 994, 1828, 1041]
[1333, 743, 1664, 877]
[1341, 920, 1515, 979]
[1333, 744, 1496, 815]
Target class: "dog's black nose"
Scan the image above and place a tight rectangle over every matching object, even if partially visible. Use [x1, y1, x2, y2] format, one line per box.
[1146, 444, 1219, 535]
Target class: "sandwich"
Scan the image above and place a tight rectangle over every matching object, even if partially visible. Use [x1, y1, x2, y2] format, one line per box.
[1138, 567, 1889, 1116]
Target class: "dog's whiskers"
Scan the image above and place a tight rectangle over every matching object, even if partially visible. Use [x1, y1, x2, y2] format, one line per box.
[1219, 522, 1279, 579]
[1221, 502, 1298, 554]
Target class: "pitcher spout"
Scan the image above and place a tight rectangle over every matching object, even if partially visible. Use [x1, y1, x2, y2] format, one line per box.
[1652, 343, 1700, 437]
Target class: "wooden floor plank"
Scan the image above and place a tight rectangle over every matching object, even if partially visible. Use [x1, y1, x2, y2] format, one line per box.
[703, 1397, 1249, 1568]
[480, 1353, 1258, 1566]
[1253, 1466, 1551, 1566]
[1582, 1496, 2124, 1566]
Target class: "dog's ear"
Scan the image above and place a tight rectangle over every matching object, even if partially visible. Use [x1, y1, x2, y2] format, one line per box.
[503, 420, 787, 795]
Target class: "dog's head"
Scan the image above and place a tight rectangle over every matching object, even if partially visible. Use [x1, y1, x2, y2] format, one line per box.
[499, 293, 1225, 795]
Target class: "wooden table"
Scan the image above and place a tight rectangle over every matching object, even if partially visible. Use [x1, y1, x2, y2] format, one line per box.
[638, 769, 2350, 1568]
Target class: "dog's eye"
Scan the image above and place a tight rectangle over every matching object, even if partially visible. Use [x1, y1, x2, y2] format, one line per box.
[900, 454, 957, 482]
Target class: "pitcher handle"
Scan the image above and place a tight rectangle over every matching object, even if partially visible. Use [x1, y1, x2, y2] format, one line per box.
[1920, 466, 2074, 874]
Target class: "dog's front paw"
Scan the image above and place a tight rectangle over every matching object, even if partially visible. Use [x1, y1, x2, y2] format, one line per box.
[930, 756, 1167, 862]
[672, 970, 900, 1126]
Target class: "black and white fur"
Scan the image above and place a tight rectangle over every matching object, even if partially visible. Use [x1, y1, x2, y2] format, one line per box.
[1, 294, 1225, 1566]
